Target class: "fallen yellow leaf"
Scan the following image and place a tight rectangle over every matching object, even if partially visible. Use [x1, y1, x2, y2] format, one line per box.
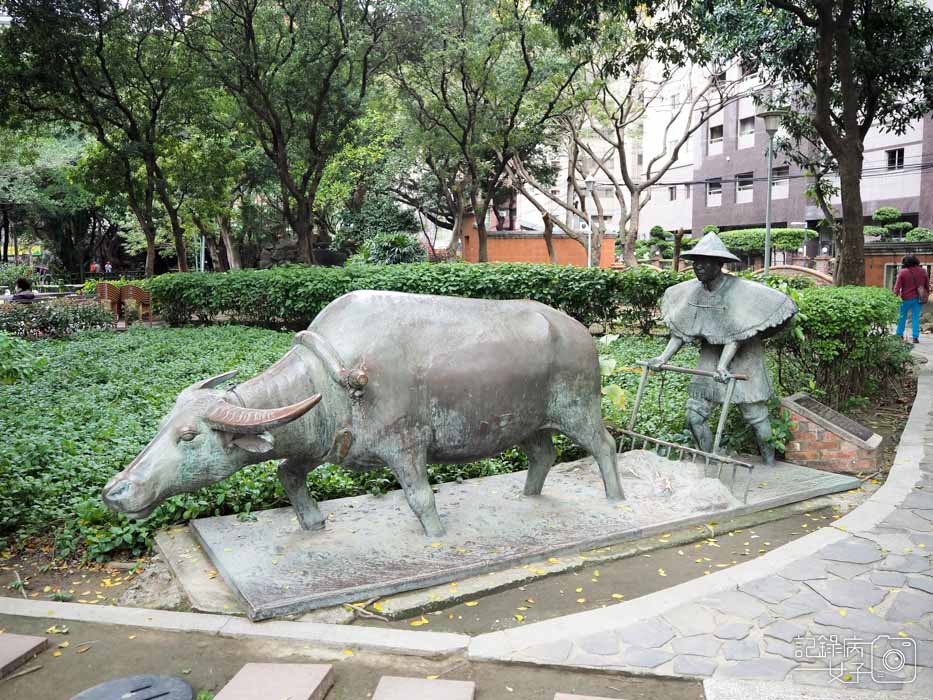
[464, 601, 479, 607]
[547, 557, 560, 564]
[576, 597, 586, 604]
[575, 587, 583, 593]
[426, 675, 439, 680]
[58, 641, 69, 649]
[514, 614, 525, 622]
[410, 616, 429, 627]
[611, 593, 624, 599]
[343, 649, 354, 656]
[128, 635, 136, 640]
[658, 568, 667, 577]
[53, 651, 62, 658]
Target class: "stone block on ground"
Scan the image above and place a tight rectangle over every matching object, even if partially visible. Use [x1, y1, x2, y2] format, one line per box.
[0, 633, 47, 679]
[372, 676, 475, 700]
[213, 663, 333, 700]
[554, 695, 618, 700]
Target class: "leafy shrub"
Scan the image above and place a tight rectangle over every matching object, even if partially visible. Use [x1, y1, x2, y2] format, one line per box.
[885, 221, 914, 239]
[616, 267, 690, 333]
[0, 299, 114, 339]
[872, 207, 902, 226]
[147, 263, 629, 328]
[649, 225, 667, 239]
[772, 286, 906, 406]
[864, 226, 888, 238]
[702, 225, 720, 234]
[907, 227, 933, 242]
[718, 228, 811, 254]
[0, 263, 32, 291]
[0, 331, 47, 384]
[363, 232, 427, 264]
[333, 195, 419, 254]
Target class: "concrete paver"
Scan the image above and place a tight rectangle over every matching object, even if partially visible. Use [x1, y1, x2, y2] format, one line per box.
[213, 663, 333, 700]
[372, 675, 475, 699]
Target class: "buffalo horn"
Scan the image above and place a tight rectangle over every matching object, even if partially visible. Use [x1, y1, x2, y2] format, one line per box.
[190, 369, 240, 391]
[204, 394, 322, 434]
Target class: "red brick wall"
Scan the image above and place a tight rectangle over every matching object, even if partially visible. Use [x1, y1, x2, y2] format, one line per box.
[460, 216, 616, 268]
[783, 409, 881, 474]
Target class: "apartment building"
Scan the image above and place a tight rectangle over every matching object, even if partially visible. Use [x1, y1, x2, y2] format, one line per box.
[514, 62, 933, 256]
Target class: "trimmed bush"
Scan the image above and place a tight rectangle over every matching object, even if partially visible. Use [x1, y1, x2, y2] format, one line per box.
[773, 285, 907, 406]
[872, 206, 902, 226]
[718, 228, 811, 254]
[702, 225, 720, 234]
[907, 227, 933, 242]
[885, 221, 914, 239]
[864, 225, 888, 237]
[0, 299, 114, 339]
[148, 263, 631, 328]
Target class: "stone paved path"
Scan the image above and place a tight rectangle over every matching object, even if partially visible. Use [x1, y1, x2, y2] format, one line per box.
[471, 343, 933, 696]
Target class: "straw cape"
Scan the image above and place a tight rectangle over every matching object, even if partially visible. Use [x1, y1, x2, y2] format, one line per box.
[660, 233, 798, 404]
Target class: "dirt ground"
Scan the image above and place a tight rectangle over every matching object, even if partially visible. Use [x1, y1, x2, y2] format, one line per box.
[0, 616, 703, 700]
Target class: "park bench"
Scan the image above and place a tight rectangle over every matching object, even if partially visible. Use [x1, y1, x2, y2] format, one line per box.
[96, 283, 154, 326]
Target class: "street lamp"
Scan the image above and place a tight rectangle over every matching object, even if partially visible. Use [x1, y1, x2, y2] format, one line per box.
[757, 107, 787, 273]
[585, 177, 595, 267]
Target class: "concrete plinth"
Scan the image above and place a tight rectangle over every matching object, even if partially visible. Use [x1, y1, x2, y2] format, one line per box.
[190, 456, 860, 620]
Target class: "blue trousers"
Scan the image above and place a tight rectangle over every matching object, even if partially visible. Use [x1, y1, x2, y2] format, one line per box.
[896, 297, 922, 339]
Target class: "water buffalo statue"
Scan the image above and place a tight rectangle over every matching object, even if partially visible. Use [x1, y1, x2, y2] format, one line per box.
[103, 291, 623, 536]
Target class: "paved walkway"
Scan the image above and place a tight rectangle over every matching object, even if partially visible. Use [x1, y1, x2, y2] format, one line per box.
[471, 341, 933, 696]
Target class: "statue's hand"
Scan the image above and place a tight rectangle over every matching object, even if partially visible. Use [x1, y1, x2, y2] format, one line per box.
[714, 367, 732, 384]
[645, 356, 666, 370]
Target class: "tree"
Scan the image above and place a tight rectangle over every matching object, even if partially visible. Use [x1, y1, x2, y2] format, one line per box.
[510, 37, 758, 266]
[536, 0, 933, 284]
[172, 0, 392, 264]
[392, 0, 582, 261]
[0, 0, 200, 276]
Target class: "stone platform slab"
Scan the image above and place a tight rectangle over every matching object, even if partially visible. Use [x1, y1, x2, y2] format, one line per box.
[191, 457, 859, 620]
[213, 663, 333, 700]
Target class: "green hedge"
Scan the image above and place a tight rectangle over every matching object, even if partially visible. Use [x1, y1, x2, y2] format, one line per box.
[0, 299, 114, 339]
[864, 226, 888, 237]
[0, 263, 32, 290]
[148, 263, 628, 328]
[718, 228, 812, 254]
[907, 227, 933, 242]
[773, 286, 907, 405]
[616, 267, 690, 333]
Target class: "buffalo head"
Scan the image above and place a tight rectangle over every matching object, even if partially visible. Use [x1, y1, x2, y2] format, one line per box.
[102, 370, 320, 520]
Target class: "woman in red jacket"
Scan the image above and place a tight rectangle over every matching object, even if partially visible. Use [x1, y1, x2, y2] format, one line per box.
[894, 255, 930, 343]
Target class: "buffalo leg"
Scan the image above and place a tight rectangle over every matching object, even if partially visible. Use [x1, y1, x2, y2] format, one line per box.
[391, 454, 445, 537]
[564, 424, 625, 501]
[521, 431, 557, 496]
[277, 459, 325, 531]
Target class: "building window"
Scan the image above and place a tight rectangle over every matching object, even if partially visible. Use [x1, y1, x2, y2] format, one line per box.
[738, 117, 755, 137]
[707, 178, 722, 207]
[771, 166, 790, 199]
[887, 148, 905, 171]
[685, 185, 691, 199]
[668, 186, 677, 201]
[708, 124, 724, 157]
[736, 172, 754, 204]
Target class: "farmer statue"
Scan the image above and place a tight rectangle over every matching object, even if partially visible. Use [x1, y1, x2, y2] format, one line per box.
[645, 233, 798, 466]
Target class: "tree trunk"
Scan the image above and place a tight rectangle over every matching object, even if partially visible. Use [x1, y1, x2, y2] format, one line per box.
[476, 209, 489, 263]
[447, 192, 465, 261]
[834, 149, 866, 285]
[542, 213, 557, 264]
[1, 209, 8, 263]
[167, 210, 190, 272]
[622, 192, 642, 267]
[12, 219, 18, 263]
[145, 234, 157, 278]
[219, 215, 242, 270]
[672, 229, 684, 272]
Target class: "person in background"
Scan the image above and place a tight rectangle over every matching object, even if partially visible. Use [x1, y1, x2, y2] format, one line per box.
[89, 260, 99, 273]
[11, 277, 35, 302]
[104, 260, 113, 273]
[894, 254, 929, 344]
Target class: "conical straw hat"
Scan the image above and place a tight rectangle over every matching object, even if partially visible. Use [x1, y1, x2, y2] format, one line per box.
[681, 232, 741, 262]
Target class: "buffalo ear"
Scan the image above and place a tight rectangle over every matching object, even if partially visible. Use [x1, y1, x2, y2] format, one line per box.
[232, 432, 275, 454]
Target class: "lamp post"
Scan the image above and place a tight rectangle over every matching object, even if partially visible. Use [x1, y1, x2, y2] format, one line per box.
[585, 177, 595, 267]
[757, 107, 786, 273]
